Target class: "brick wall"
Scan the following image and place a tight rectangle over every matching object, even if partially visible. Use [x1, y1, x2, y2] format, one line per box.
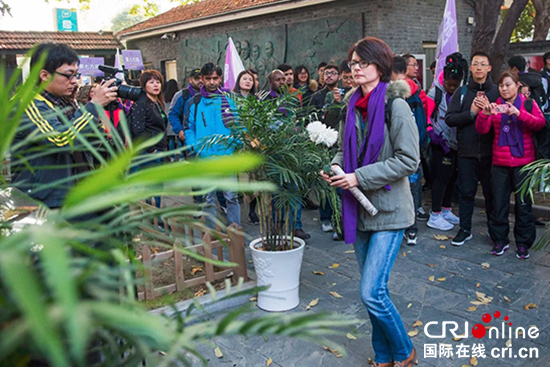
[128, 0, 474, 81]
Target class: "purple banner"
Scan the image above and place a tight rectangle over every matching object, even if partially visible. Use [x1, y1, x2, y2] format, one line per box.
[79, 57, 105, 77]
[433, 0, 458, 86]
[121, 50, 144, 70]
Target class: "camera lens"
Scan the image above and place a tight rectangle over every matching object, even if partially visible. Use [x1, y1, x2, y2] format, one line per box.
[118, 85, 142, 101]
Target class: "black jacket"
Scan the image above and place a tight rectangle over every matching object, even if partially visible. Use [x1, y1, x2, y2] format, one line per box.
[129, 92, 168, 153]
[446, 77, 499, 158]
[11, 93, 99, 208]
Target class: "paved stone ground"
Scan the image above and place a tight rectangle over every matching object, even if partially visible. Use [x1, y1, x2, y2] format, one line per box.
[185, 202, 550, 367]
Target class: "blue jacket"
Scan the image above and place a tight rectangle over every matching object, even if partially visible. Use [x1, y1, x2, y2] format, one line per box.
[184, 93, 237, 158]
[168, 85, 196, 134]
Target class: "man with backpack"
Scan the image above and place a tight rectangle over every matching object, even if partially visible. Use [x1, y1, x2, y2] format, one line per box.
[184, 63, 240, 229]
[508, 55, 550, 159]
[168, 68, 203, 143]
[446, 51, 499, 247]
[393, 56, 433, 245]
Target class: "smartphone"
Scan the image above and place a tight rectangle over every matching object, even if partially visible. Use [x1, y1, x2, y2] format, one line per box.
[477, 91, 485, 97]
[494, 104, 509, 113]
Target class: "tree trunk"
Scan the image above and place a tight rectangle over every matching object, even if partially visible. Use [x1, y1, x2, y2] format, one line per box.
[470, 0, 503, 55]
[489, 0, 531, 80]
[532, 0, 550, 41]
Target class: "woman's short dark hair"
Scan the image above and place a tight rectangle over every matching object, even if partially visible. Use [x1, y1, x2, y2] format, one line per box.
[30, 43, 80, 74]
[497, 71, 520, 86]
[140, 70, 165, 110]
[233, 70, 257, 95]
[347, 37, 394, 83]
[163, 79, 179, 103]
[293, 65, 310, 85]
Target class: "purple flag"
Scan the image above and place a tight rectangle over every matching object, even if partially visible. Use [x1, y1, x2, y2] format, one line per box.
[434, 0, 458, 85]
[79, 57, 105, 77]
[121, 50, 144, 70]
[224, 37, 245, 90]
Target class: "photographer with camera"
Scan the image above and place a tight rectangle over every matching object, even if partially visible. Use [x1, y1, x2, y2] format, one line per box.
[11, 43, 118, 209]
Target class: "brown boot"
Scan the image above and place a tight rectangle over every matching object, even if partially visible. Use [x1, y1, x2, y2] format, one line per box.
[394, 348, 417, 367]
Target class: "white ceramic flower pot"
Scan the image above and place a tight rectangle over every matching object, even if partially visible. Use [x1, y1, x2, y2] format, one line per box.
[249, 237, 305, 312]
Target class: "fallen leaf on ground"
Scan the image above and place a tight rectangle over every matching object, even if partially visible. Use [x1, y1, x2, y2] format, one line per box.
[470, 356, 478, 366]
[505, 339, 512, 348]
[407, 329, 419, 337]
[331, 283, 337, 285]
[437, 277, 446, 282]
[248, 260, 253, 263]
[481, 262, 490, 269]
[440, 245, 446, 249]
[453, 334, 466, 341]
[312, 271, 325, 275]
[344, 250, 355, 254]
[407, 303, 413, 308]
[346, 333, 357, 340]
[329, 263, 339, 269]
[479, 210, 486, 214]
[267, 358, 273, 366]
[306, 298, 319, 310]
[467, 306, 478, 312]
[504, 296, 511, 303]
[524, 303, 537, 310]
[517, 329, 524, 336]
[427, 263, 436, 268]
[476, 283, 480, 288]
[433, 234, 449, 241]
[249, 297, 257, 302]
[329, 291, 343, 298]
[470, 291, 493, 306]
[191, 266, 203, 275]
[402, 252, 406, 257]
[497, 285, 504, 289]
[429, 276, 435, 282]
[323, 346, 341, 355]
[412, 320, 423, 327]
[214, 346, 223, 358]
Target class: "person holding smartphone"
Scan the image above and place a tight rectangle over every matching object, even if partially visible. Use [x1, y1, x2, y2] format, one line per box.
[446, 51, 500, 247]
[321, 37, 419, 367]
[475, 71, 545, 259]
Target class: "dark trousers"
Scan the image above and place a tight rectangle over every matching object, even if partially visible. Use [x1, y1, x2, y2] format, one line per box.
[431, 145, 458, 212]
[405, 165, 423, 235]
[457, 156, 494, 233]
[490, 165, 536, 248]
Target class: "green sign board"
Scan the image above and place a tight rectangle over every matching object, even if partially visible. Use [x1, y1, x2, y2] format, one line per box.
[56, 9, 78, 32]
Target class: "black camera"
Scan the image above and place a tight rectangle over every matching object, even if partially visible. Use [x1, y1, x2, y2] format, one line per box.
[98, 65, 142, 101]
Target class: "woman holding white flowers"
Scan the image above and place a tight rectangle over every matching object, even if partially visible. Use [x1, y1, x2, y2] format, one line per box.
[321, 37, 419, 367]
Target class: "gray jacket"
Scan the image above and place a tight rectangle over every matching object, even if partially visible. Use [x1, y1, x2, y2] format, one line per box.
[427, 79, 458, 151]
[331, 80, 420, 232]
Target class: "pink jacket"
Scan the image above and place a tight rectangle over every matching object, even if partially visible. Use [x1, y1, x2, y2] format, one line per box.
[475, 95, 546, 167]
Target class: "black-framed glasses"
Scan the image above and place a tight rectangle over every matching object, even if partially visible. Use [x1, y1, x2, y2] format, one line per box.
[324, 71, 339, 76]
[348, 60, 371, 69]
[54, 71, 81, 80]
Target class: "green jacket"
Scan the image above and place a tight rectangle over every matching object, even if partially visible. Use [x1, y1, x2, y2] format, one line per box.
[331, 80, 419, 232]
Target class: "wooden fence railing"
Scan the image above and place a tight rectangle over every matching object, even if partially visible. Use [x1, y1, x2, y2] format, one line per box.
[134, 208, 248, 301]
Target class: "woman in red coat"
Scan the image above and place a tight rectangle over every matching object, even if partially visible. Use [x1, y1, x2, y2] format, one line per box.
[476, 71, 545, 259]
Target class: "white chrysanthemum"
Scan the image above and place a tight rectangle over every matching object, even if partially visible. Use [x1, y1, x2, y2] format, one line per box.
[307, 121, 338, 147]
[307, 121, 325, 141]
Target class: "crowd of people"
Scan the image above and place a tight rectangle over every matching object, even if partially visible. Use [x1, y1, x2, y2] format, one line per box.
[10, 38, 550, 367]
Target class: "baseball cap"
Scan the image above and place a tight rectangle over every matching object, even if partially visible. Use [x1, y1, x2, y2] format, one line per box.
[189, 68, 201, 78]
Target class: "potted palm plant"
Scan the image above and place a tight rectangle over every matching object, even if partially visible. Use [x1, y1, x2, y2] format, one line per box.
[214, 93, 340, 311]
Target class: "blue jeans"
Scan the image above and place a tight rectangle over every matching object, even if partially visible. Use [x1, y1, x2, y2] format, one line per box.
[168, 136, 184, 160]
[131, 157, 162, 209]
[354, 230, 413, 363]
[204, 189, 240, 229]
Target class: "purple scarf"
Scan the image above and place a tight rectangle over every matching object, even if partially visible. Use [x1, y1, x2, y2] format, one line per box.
[342, 82, 388, 244]
[497, 95, 524, 158]
[188, 83, 197, 97]
[269, 89, 291, 116]
[200, 86, 234, 127]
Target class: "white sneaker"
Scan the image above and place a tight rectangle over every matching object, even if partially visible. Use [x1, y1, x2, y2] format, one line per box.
[442, 208, 460, 225]
[427, 212, 454, 231]
[321, 221, 333, 232]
